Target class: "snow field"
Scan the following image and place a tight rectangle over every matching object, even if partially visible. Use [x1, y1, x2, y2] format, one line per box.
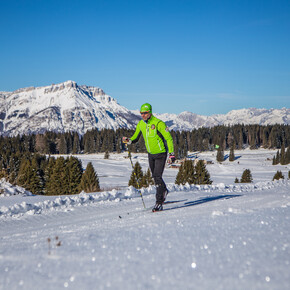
[0, 149, 290, 289]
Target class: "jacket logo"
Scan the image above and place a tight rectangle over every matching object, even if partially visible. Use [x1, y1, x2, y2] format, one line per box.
[151, 124, 155, 130]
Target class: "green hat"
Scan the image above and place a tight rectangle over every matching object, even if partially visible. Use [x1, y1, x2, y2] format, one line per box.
[140, 103, 152, 113]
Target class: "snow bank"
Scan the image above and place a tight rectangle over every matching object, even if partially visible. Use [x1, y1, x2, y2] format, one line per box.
[167, 179, 289, 193]
[0, 178, 33, 197]
[0, 180, 289, 219]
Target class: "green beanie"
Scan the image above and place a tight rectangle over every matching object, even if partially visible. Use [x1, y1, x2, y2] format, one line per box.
[140, 103, 152, 113]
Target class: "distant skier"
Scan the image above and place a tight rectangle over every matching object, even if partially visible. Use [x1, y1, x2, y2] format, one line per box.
[123, 103, 175, 212]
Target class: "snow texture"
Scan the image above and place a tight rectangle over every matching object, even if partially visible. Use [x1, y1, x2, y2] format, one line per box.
[0, 149, 290, 289]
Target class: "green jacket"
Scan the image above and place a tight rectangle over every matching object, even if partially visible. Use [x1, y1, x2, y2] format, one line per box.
[130, 115, 174, 154]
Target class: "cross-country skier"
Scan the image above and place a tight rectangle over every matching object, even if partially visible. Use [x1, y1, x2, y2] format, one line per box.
[123, 103, 175, 212]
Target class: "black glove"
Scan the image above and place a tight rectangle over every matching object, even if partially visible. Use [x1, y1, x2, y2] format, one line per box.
[122, 137, 132, 145]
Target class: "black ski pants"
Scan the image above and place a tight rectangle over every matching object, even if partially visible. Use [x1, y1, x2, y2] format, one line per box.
[148, 152, 167, 203]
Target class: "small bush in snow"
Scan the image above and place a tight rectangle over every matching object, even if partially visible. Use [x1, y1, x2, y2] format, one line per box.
[273, 171, 284, 181]
[240, 169, 253, 183]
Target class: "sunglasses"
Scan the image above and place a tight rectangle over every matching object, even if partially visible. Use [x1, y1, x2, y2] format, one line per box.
[140, 111, 150, 115]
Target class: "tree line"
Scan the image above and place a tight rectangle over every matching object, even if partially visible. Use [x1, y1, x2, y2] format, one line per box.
[0, 152, 100, 195]
[1, 124, 289, 157]
[272, 143, 290, 165]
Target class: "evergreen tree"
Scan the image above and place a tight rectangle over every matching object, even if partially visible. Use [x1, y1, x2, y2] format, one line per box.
[72, 132, 81, 154]
[285, 147, 290, 164]
[58, 135, 68, 154]
[175, 160, 195, 185]
[104, 150, 110, 159]
[141, 168, 154, 188]
[44, 157, 56, 195]
[83, 132, 95, 153]
[280, 144, 286, 165]
[29, 156, 43, 194]
[272, 155, 277, 165]
[80, 162, 100, 193]
[194, 160, 212, 185]
[17, 159, 32, 191]
[229, 145, 235, 162]
[234, 177, 239, 183]
[175, 162, 186, 185]
[272, 170, 284, 181]
[16, 156, 42, 195]
[8, 152, 22, 184]
[66, 156, 83, 195]
[275, 150, 280, 164]
[184, 160, 196, 184]
[49, 157, 67, 195]
[240, 169, 253, 183]
[128, 161, 143, 188]
[216, 147, 224, 162]
[35, 134, 47, 153]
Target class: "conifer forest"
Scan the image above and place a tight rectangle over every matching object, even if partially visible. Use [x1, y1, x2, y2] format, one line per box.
[0, 124, 289, 195]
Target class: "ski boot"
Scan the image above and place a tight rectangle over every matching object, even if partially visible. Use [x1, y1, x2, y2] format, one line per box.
[152, 203, 163, 212]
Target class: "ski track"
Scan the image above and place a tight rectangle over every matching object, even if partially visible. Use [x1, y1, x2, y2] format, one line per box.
[1, 181, 290, 290]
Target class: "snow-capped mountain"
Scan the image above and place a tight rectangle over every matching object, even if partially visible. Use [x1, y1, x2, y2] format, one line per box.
[0, 81, 289, 136]
[157, 107, 290, 131]
[0, 81, 140, 136]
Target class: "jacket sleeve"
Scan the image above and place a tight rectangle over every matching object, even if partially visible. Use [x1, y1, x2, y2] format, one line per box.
[157, 121, 174, 153]
[130, 121, 142, 144]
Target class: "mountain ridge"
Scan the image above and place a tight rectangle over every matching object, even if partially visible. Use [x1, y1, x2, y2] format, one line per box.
[0, 81, 289, 136]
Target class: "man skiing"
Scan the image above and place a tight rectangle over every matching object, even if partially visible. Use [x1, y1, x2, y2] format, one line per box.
[123, 103, 175, 212]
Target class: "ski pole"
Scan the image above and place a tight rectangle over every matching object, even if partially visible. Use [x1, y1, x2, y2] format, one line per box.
[126, 145, 146, 209]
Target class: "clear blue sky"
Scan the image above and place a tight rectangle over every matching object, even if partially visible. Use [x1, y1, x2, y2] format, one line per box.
[0, 0, 289, 115]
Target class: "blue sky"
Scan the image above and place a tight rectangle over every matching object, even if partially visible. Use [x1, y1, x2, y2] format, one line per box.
[0, 0, 289, 115]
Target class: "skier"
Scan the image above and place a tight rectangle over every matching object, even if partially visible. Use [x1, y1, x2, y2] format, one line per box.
[123, 103, 175, 212]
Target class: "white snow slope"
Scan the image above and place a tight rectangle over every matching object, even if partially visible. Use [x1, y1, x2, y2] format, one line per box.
[0, 149, 290, 290]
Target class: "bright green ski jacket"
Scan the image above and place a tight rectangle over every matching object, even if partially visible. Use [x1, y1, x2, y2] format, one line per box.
[130, 115, 174, 154]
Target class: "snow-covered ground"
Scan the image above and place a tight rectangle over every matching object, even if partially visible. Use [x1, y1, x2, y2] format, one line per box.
[0, 149, 289, 289]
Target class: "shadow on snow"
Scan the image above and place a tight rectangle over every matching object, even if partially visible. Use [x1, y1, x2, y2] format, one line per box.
[164, 194, 242, 211]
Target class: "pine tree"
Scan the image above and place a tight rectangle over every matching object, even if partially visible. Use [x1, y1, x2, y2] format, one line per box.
[285, 147, 290, 165]
[80, 162, 100, 193]
[229, 145, 235, 162]
[141, 168, 154, 188]
[58, 135, 68, 154]
[280, 144, 286, 165]
[8, 152, 22, 184]
[49, 157, 67, 195]
[234, 177, 239, 183]
[184, 160, 196, 184]
[128, 161, 143, 188]
[17, 159, 32, 191]
[44, 157, 56, 195]
[240, 169, 253, 183]
[175, 162, 186, 185]
[216, 147, 224, 162]
[194, 160, 212, 185]
[66, 156, 83, 195]
[104, 150, 110, 159]
[35, 134, 48, 154]
[29, 156, 43, 194]
[275, 150, 280, 164]
[272, 155, 276, 165]
[272, 170, 284, 181]
[72, 132, 81, 154]
[175, 160, 195, 185]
